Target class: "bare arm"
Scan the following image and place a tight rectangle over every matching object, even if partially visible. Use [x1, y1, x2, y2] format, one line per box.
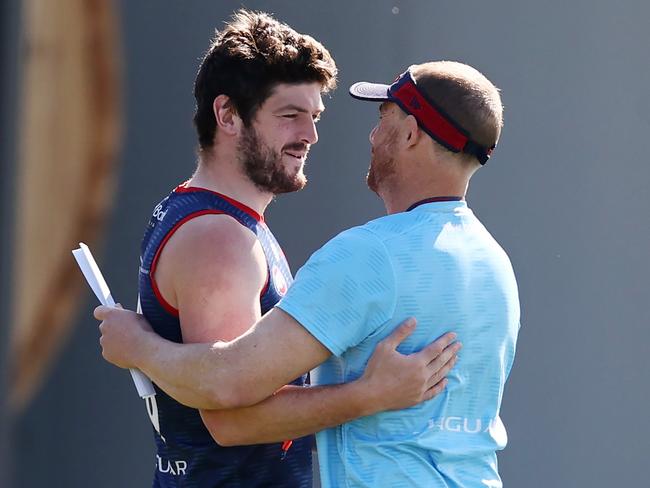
[96, 217, 460, 412]
[134, 213, 318, 409]
[200, 321, 459, 446]
[99, 306, 331, 409]
[96, 213, 332, 409]
[201, 384, 373, 446]
[98, 304, 460, 416]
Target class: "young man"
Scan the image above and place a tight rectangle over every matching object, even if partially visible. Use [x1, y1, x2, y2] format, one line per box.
[119, 10, 460, 488]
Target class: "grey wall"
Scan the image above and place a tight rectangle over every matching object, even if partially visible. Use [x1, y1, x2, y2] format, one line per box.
[4, 0, 649, 486]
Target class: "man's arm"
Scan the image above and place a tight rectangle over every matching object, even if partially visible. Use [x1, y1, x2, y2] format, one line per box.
[98, 306, 328, 408]
[200, 321, 459, 446]
[98, 306, 459, 411]
[99, 300, 458, 444]
[97, 211, 329, 409]
[135, 213, 267, 409]
[96, 220, 460, 411]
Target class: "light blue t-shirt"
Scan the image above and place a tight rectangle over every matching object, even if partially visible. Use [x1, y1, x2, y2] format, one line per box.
[277, 201, 520, 488]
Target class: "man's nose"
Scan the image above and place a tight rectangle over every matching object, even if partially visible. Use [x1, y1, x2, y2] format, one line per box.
[369, 125, 378, 144]
[301, 118, 318, 145]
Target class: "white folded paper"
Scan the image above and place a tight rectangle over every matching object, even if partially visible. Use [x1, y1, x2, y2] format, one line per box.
[72, 242, 156, 399]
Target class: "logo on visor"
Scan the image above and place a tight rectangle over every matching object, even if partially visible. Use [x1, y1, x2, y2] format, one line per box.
[409, 96, 421, 110]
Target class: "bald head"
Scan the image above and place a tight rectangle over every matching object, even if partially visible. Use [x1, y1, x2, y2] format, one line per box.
[409, 61, 503, 164]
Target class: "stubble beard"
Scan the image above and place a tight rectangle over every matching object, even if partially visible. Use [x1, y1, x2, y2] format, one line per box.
[238, 126, 307, 195]
[367, 129, 398, 194]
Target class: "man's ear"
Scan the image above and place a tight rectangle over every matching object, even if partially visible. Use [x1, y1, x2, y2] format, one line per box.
[213, 94, 242, 136]
[404, 114, 421, 147]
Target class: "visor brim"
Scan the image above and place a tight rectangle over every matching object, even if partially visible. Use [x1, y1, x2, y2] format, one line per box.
[349, 81, 391, 101]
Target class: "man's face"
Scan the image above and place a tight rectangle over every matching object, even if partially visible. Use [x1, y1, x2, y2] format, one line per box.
[239, 82, 324, 194]
[367, 102, 402, 193]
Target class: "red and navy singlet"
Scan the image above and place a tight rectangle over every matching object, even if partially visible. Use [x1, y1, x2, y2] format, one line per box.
[138, 183, 312, 487]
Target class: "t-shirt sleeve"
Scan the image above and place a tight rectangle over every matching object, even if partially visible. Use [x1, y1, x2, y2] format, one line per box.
[277, 226, 396, 356]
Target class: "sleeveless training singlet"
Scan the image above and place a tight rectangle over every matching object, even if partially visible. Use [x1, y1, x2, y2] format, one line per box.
[138, 183, 312, 488]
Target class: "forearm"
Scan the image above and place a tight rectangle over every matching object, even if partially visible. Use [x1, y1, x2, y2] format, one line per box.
[201, 381, 378, 446]
[135, 330, 239, 409]
[132, 309, 330, 410]
[100, 307, 330, 410]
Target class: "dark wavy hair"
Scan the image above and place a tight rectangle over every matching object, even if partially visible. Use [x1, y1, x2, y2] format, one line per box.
[193, 9, 338, 150]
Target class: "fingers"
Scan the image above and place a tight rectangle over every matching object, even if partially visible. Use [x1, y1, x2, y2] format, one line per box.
[423, 378, 448, 402]
[426, 354, 458, 390]
[379, 317, 417, 350]
[94, 304, 129, 322]
[427, 340, 461, 368]
[416, 331, 458, 363]
[94, 305, 111, 320]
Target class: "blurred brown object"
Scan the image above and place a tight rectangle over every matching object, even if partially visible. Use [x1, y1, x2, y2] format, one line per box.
[8, 0, 123, 412]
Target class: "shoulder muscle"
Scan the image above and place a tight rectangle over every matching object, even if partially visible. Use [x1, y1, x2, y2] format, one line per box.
[155, 213, 267, 343]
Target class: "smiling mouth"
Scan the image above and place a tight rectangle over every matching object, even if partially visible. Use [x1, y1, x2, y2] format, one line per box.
[284, 151, 307, 160]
